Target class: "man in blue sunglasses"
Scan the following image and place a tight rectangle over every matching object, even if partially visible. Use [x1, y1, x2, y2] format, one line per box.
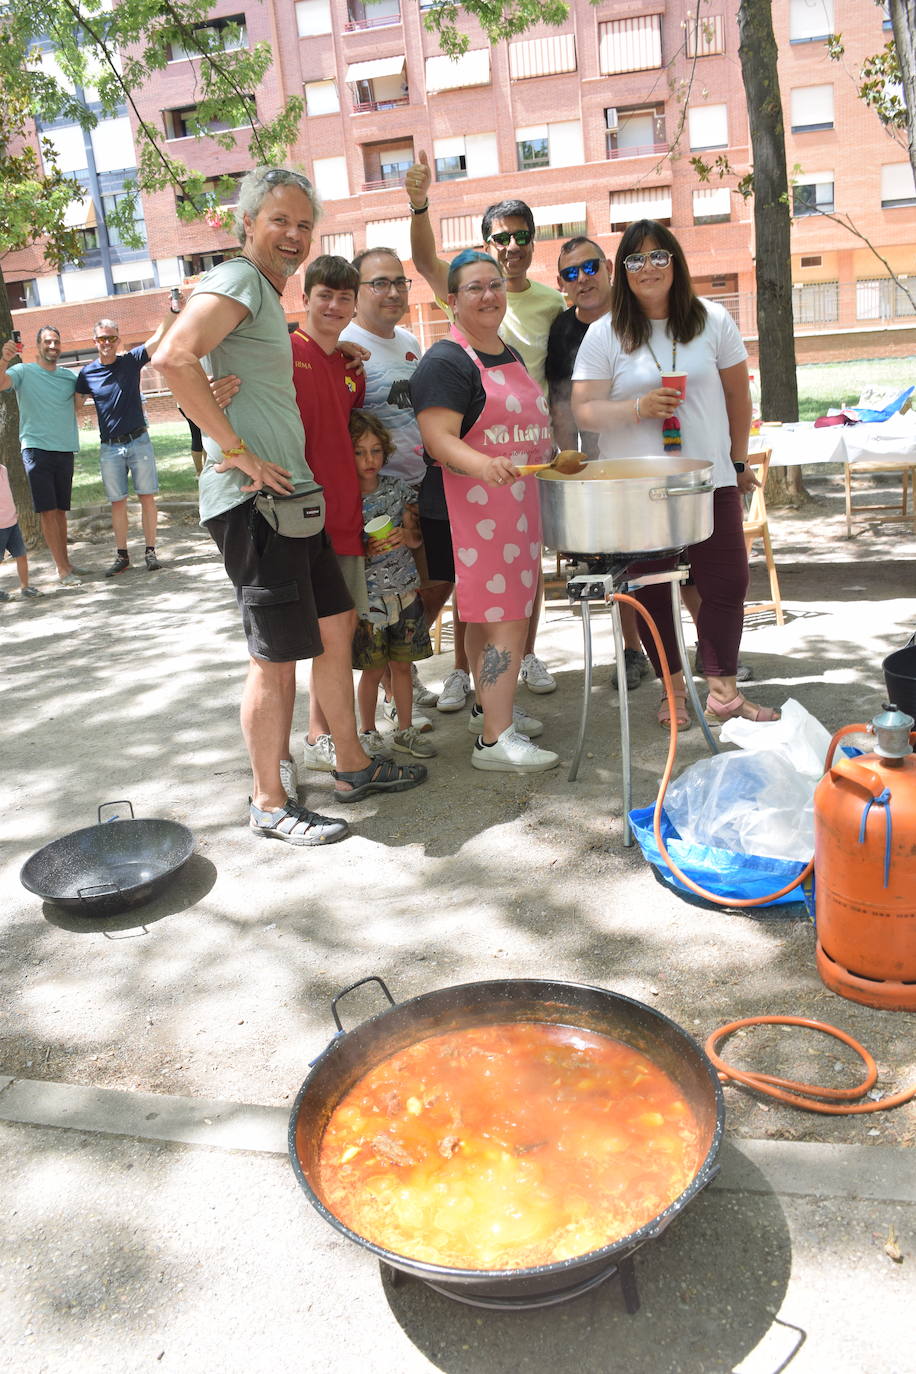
[545, 237, 612, 458]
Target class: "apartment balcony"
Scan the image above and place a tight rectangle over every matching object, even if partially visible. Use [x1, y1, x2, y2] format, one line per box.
[606, 136, 669, 160]
[352, 94, 409, 114]
[361, 170, 408, 192]
[344, 10, 401, 30]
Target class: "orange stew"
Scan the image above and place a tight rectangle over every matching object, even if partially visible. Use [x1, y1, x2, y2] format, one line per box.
[317, 1022, 703, 1270]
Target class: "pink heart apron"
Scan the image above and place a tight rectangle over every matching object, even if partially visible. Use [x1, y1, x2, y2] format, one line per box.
[442, 326, 553, 623]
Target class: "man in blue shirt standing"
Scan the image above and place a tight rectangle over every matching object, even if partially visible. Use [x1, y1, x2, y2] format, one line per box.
[76, 310, 177, 576]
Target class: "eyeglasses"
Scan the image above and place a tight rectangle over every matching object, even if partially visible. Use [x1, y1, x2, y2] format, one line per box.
[456, 279, 507, 297]
[558, 258, 603, 283]
[95, 335, 118, 344]
[623, 250, 673, 273]
[487, 230, 533, 248]
[360, 277, 412, 294]
[264, 168, 314, 194]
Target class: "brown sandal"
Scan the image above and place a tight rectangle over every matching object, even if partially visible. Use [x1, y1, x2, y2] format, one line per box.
[705, 693, 780, 724]
[658, 690, 691, 731]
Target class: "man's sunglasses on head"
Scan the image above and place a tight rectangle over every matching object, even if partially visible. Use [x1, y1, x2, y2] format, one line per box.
[264, 168, 314, 194]
[623, 250, 673, 273]
[488, 229, 533, 248]
[559, 258, 603, 283]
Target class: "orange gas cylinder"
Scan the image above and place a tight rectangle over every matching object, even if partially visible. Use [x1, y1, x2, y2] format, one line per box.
[813, 709, 916, 1011]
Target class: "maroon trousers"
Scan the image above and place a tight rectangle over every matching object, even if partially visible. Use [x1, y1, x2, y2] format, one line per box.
[625, 485, 748, 679]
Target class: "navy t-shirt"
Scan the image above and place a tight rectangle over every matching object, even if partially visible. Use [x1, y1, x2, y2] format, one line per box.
[76, 346, 149, 441]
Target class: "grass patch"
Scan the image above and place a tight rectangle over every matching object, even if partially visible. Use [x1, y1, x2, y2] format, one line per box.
[70, 355, 916, 505]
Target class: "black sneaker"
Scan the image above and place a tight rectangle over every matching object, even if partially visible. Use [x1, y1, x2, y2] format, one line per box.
[105, 553, 130, 577]
[145, 549, 161, 571]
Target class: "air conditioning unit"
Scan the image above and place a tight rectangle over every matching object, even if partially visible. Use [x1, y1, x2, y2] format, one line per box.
[605, 107, 618, 130]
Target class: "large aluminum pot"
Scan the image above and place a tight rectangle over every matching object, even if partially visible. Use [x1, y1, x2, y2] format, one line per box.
[537, 456, 714, 556]
[289, 977, 724, 1304]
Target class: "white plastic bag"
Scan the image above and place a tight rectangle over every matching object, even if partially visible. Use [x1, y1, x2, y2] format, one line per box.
[663, 700, 830, 862]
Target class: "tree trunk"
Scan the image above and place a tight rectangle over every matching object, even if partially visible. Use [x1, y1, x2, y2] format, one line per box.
[737, 0, 799, 426]
[890, 0, 916, 183]
[0, 267, 42, 546]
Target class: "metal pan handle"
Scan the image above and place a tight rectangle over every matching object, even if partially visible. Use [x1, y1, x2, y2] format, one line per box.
[98, 800, 135, 824]
[649, 481, 715, 501]
[78, 882, 122, 902]
[330, 975, 396, 1032]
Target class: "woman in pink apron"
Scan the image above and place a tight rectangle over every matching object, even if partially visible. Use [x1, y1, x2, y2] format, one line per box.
[412, 251, 559, 773]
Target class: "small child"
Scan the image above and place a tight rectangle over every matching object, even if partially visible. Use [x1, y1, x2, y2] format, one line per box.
[0, 464, 41, 601]
[350, 411, 435, 760]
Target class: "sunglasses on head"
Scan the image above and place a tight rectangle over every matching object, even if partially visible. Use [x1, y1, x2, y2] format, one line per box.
[488, 229, 533, 248]
[264, 168, 314, 194]
[558, 258, 603, 283]
[623, 249, 673, 273]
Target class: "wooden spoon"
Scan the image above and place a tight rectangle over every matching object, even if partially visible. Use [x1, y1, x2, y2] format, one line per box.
[517, 449, 588, 477]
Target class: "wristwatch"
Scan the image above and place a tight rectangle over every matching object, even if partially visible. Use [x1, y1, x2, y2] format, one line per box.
[732, 462, 746, 473]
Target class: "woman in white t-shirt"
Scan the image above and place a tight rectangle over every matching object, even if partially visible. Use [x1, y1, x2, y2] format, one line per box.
[572, 220, 779, 728]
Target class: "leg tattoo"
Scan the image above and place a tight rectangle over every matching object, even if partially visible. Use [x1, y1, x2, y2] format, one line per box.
[480, 643, 511, 687]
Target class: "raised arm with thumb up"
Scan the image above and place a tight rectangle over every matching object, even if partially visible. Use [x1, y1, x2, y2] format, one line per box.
[406, 150, 431, 209]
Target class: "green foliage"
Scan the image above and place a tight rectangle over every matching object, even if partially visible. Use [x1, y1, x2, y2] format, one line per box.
[423, 0, 573, 56]
[858, 41, 907, 129]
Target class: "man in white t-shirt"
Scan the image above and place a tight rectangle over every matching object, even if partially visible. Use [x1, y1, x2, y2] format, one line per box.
[405, 154, 563, 696]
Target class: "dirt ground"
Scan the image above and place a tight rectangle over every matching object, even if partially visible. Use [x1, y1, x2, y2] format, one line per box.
[2, 468, 915, 1153]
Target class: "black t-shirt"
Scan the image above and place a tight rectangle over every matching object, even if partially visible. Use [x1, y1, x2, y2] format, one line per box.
[410, 337, 522, 520]
[545, 307, 599, 459]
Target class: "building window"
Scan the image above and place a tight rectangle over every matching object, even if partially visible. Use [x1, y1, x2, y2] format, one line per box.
[346, 57, 408, 112]
[113, 275, 156, 294]
[425, 49, 490, 93]
[792, 280, 839, 324]
[685, 13, 725, 57]
[515, 120, 583, 172]
[881, 162, 916, 207]
[856, 276, 916, 320]
[362, 140, 414, 190]
[295, 0, 332, 36]
[790, 85, 834, 133]
[598, 15, 662, 75]
[101, 192, 148, 248]
[606, 106, 666, 159]
[433, 133, 498, 181]
[800, 255, 822, 267]
[321, 232, 355, 257]
[305, 80, 339, 116]
[167, 15, 247, 61]
[789, 0, 834, 42]
[345, 0, 400, 28]
[181, 250, 241, 279]
[609, 186, 672, 232]
[532, 202, 587, 241]
[792, 174, 834, 216]
[313, 155, 350, 201]
[508, 33, 576, 79]
[692, 186, 731, 224]
[441, 214, 478, 251]
[164, 100, 255, 139]
[688, 103, 728, 151]
[7, 279, 39, 310]
[366, 217, 412, 262]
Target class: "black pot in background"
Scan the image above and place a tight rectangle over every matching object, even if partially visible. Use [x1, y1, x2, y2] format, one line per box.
[883, 633, 916, 720]
[289, 978, 725, 1304]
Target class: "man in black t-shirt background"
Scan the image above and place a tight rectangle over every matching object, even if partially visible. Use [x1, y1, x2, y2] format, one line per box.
[545, 237, 613, 459]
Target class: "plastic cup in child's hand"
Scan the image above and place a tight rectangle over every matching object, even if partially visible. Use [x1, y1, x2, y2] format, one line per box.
[365, 515, 394, 539]
[661, 372, 687, 400]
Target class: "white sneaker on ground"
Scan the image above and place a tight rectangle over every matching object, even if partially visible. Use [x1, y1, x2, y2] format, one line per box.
[520, 653, 557, 695]
[279, 757, 299, 801]
[302, 733, 336, 772]
[359, 728, 392, 756]
[471, 725, 559, 773]
[467, 704, 543, 738]
[437, 668, 472, 712]
[411, 663, 439, 707]
[382, 701, 432, 732]
[393, 726, 437, 759]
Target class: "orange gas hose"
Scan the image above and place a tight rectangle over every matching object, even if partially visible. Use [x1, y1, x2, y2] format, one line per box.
[704, 1016, 916, 1114]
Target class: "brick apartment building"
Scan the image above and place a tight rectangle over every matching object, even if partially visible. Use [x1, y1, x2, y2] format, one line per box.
[6, 0, 915, 373]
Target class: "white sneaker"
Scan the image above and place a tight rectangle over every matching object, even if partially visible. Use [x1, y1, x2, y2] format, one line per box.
[471, 725, 559, 773]
[382, 701, 432, 733]
[393, 726, 437, 759]
[437, 669, 471, 712]
[412, 663, 439, 707]
[520, 653, 557, 695]
[359, 728, 392, 756]
[279, 757, 299, 801]
[467, 704, 543, 738]
[302, 733, 336, 772]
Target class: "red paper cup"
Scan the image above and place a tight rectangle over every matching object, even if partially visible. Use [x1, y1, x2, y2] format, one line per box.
[661, 372, 687, 400]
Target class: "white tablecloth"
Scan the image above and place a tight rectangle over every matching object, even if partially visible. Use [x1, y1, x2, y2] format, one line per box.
[753, 414, 916, 467]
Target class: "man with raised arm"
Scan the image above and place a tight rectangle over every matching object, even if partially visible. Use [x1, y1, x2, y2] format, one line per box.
[155, 166, 426, 848]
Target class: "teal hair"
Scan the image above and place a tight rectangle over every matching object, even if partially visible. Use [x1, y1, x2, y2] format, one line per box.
[448, 250, 500, 294]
